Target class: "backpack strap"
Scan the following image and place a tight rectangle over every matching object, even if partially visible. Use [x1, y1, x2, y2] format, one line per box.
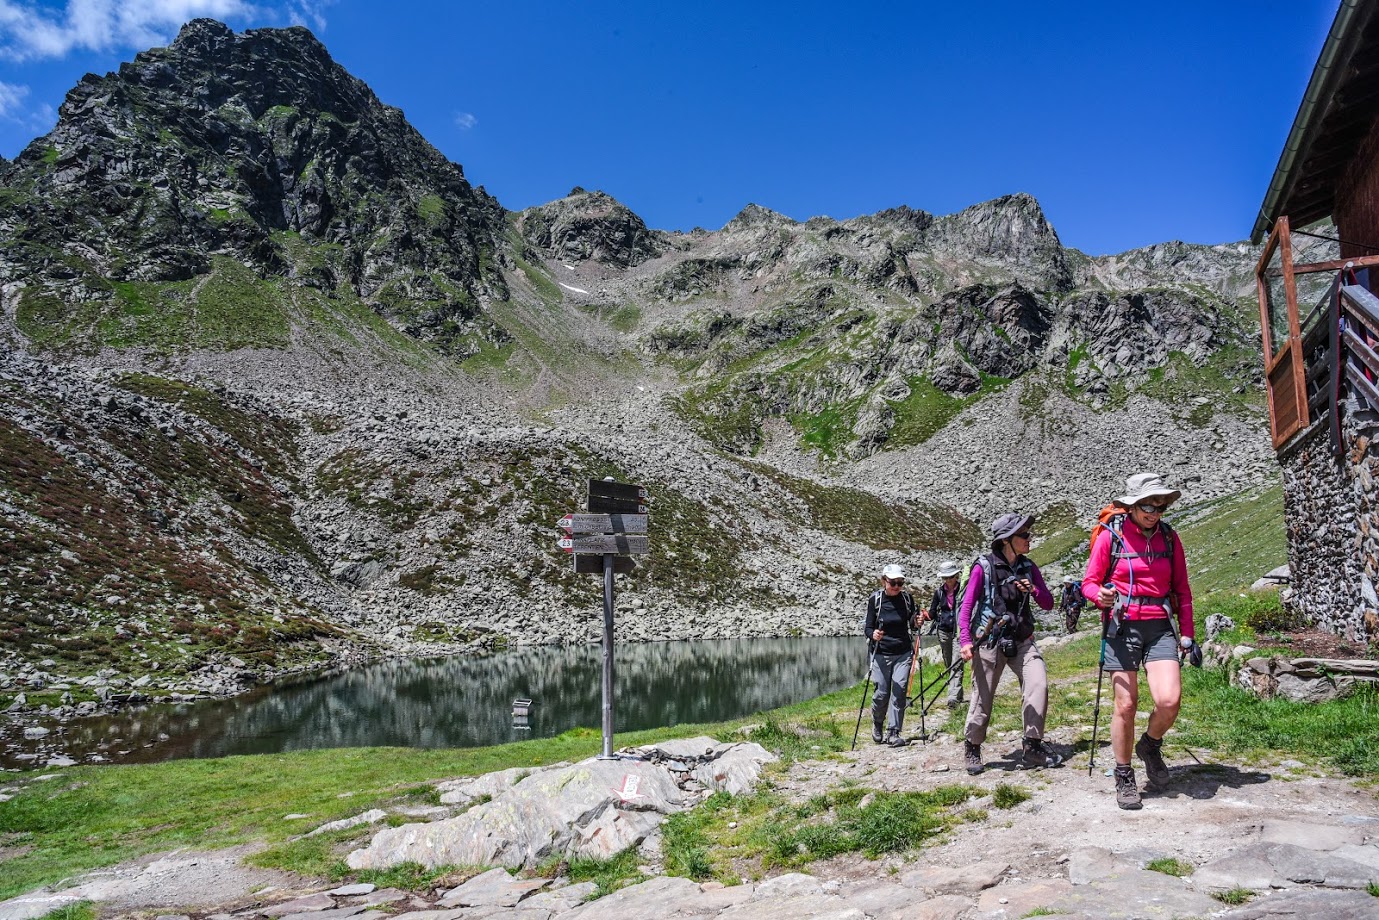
[1107, 515, 1175, 563]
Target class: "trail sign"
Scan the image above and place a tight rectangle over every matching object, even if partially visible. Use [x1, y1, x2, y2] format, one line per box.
[588, 479, 649, 515]
[557, 534, 651, 554]
[575, 555, 636, 575]
[567, 477, 651, 762]
[557, 513, 648, 534]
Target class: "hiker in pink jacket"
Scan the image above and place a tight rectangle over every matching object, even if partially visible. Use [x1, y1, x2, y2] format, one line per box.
[1082, 472, 1195, 810]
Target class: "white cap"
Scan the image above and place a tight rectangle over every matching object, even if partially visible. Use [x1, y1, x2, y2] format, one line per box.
[881, 564, 905, 580]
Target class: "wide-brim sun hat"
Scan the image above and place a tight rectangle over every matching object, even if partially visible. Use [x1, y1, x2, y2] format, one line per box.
[936, 560, 960, 578]
[989, 512, 1034, 541]
[881, 563, 906, 580]
[1117, 472, 1182, 508]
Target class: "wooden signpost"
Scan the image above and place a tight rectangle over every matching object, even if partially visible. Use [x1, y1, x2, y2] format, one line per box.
[557, 478, 650, 760]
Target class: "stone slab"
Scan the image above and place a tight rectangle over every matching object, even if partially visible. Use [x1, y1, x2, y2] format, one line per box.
[327, 885, 376, 897]
[1044, 868, 1219, 919]
[261, 895, 339, 917]
[1067, 846, 1142, 885]
[716, 893, 865, 920]
[975, 879, 1075, 916]
[1215, 886, 1379, 919]
[1333, 843, 1379, 871]
[900, 860, 1009, 895]
[278, 908, 374, 920]
[882, 895, 977, 920]
[558, 877, 704, 920]
[1260, 819, 1366, 851]
[751, 873, 824, 900]
[438, 868, 549, 907]
[836, 880, 913, 916]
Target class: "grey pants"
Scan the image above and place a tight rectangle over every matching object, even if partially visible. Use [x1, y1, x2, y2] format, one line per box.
[937, 630, 965, 703]
[870, 650, 912, 734]
[964, 638, 1048, 745]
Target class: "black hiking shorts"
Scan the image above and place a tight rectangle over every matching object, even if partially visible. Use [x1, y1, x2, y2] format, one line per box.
[1103, 617, 1177, 671]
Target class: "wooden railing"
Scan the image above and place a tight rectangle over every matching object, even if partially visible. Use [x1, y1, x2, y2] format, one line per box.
[1256, 214, 1379, 453]
[1300, 279, 1379, 458]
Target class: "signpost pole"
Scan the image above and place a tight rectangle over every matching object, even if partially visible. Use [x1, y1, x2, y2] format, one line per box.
[598, 552, 617, 759]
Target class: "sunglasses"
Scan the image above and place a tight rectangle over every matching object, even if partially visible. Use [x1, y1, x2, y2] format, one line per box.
[884, 578, 905, 587]
[1013, 531, 1032, 540]
[1135, 502, 1168, 514]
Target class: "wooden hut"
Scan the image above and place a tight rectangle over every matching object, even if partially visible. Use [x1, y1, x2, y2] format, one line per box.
[1252, 0, 1379, 644]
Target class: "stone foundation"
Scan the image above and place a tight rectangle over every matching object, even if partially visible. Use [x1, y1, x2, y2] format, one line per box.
[1279, 404, 1379, 645]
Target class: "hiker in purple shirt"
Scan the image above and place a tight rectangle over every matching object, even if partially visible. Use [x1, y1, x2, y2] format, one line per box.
[958, 512, 1055, 775]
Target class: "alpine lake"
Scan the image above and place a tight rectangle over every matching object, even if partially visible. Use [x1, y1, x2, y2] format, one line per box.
[5, 637, 944, 767]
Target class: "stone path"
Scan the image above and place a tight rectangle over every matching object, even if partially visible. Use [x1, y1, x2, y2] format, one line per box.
[2, 729, 1377, 920]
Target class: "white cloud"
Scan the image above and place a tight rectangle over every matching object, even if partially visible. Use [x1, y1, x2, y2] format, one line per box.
[285, 0, 333, 33]
[0, 1, 310, 61]
[454, 111, 477, 130]
[0, 78, 28, 117]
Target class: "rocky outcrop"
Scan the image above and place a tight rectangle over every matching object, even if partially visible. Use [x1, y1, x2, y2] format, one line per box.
[1235, 656, 1379, 702]
[0, 18, 508, 352]
[516, 188, 668, 267]
[347, 739, 776, 871]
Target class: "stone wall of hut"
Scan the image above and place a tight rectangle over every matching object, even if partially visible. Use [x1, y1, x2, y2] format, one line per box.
[1279, 403, 1379, 644]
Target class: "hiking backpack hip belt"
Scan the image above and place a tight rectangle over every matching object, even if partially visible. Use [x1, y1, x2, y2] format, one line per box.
[1126, 594, 1168, 608]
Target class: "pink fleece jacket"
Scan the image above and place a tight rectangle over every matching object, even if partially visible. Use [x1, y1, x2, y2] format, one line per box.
[1081, 524, 1194, 639]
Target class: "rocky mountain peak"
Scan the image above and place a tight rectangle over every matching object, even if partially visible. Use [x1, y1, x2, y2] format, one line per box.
[925, 192, 1072, 291]
[1, 19, 508, 353]
[515, 188, 666, 267]
[723, 203, 796, 232]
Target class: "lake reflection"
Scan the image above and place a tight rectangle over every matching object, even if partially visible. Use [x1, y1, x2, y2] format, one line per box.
[35, 637, 885, 764]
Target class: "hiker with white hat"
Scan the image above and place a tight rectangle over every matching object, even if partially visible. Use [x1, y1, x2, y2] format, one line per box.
[863, 563, 920, 746]
[922, 560, 966, 708]
[1081, 472, 1195, 810]
[958, 512, 1056, 774]
[1060, 574, 1086, 633]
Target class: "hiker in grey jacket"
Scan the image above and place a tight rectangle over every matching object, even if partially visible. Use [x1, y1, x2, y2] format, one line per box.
[924, 560, 965, 708]
[863, 563, 919, 747]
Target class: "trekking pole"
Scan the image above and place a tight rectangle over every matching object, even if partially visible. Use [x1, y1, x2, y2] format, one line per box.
[851, 644, 877, 751]
[1088, 585, 1116, 776]
[913, 630, 927, 741]
[908, 656, 963, 712]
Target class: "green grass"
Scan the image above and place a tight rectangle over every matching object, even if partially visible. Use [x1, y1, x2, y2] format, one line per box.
[663, 784, 978, 880]
[742, 460, 980, 551]
[561, 848, 643, 898]
[790, 400, 863, 459]
[1169, 667, 1379, 776]
[991, 784, 1029, 809]
[1026, 501, 1081, 568]
[887, 373, 1008, 449]
[1368, 881, 1379, 897]
[1146, 857, 1194, 877]
[35, 905, 94, 920]
[1212, 887, 1255, 905]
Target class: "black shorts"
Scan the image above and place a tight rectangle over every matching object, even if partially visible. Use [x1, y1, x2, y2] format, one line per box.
[1102, 617, 1178, 671]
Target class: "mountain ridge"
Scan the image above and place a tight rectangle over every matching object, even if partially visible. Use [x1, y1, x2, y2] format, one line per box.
[0, 20, 1286, 719]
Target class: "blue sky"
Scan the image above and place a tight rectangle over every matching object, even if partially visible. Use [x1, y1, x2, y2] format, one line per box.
[0, 1, 1341, 255]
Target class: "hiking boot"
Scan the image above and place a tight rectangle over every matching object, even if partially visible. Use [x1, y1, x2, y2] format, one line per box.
[886, 732, 910, 747]
[871, 723, 885, 744]
[1114, 764, 1142, 810]
[1135, 732, 1171, 789]
[1021, 737, 1049, 768]
[964, 741, 983, 775]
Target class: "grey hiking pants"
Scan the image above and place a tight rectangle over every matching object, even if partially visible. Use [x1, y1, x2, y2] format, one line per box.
[964, 638, 1047, 745]
[937, 629, 965, 704]
[870, 650, 912, 734]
